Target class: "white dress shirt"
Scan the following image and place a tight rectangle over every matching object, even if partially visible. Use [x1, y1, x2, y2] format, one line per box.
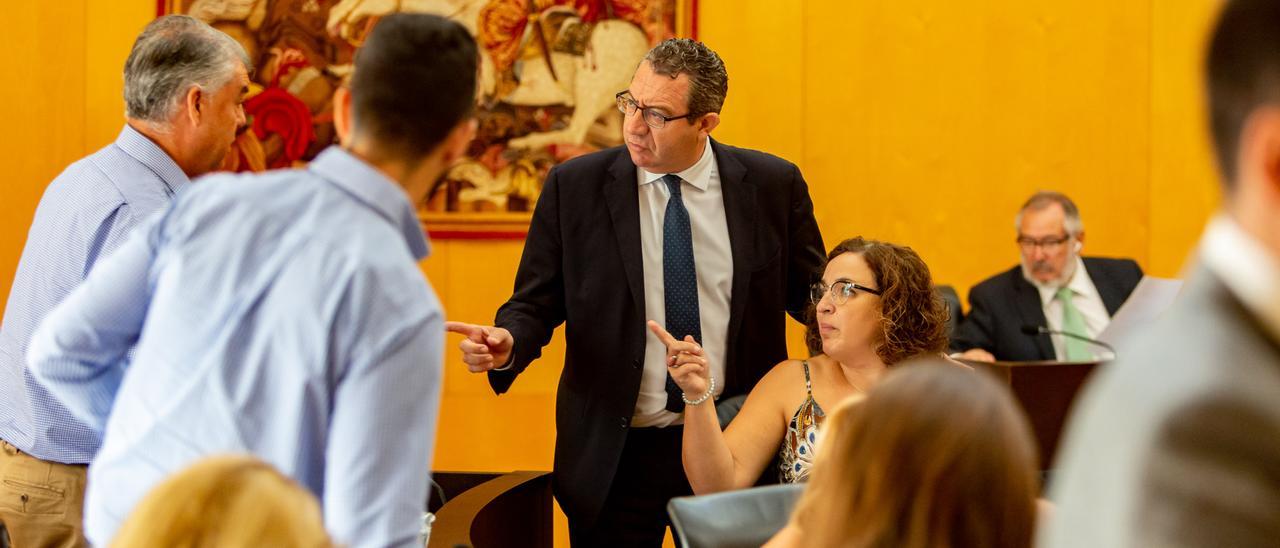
[1028, 257, 1111, 360]
[633, 138, 732, 427]
[1201, 215, 1280, 343]
[0, 125, 188, 463]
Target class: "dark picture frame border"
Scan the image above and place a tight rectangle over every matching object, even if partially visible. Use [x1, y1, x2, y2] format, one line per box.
[157, 0, 698, 240]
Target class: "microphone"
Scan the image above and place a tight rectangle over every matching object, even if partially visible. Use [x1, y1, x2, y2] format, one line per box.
[1020, 324, 1117, 361]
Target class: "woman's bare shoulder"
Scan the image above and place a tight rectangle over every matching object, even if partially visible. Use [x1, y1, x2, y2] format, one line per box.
[757, 358, 809, 389]
[745, 358, 814, 410]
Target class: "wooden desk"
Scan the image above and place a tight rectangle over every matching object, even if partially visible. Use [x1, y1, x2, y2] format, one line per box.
[428, 471, 552, 548]
[964, 359, 1103, 469]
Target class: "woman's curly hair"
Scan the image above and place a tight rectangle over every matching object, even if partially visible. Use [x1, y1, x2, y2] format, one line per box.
[805, 237, 949, 364]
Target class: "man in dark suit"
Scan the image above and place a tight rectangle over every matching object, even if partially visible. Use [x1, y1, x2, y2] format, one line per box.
[446, 39, 825, 546]
[952, 191, 1143, 362]
[1044, 2, 1280, 545]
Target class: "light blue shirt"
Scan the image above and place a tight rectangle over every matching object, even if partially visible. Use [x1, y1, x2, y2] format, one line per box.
[28, 147, 444, 548]
[0, 125, 188, 464]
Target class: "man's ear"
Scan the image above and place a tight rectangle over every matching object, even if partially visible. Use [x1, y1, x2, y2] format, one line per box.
[1260, 111, 1280, 196]
[333, 86, 353, 145]
[441, 118, 477, 164]
[696, 112, 720, 138]
[184, 86, 203, 126]
[1234, 107, 1280, 206]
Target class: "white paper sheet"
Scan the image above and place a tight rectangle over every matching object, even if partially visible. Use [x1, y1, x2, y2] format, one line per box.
[1097, 276, 1184, 347]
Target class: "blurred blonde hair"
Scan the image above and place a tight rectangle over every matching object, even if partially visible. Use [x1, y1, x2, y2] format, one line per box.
[790, 359, 1039, 548]
[112, 454, 334, 548]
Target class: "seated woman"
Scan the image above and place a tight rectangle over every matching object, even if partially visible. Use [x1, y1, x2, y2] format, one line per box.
[111, 454, 334, 547]
[767, 359, 1040, 548]
[650, 236, 949, 493]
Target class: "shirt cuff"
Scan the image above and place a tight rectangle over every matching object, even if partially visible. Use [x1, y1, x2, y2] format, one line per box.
[491, 352, 515, 372]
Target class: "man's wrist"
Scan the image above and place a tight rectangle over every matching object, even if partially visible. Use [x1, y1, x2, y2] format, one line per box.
[491, 351, 516, 372]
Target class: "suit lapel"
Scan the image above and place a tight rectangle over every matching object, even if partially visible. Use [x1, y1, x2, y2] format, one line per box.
[1013, 274, 1055, 360]
[1084, 259, 1125, 316]
[605, 150, 645, 310]
[716, 140, 756, 365]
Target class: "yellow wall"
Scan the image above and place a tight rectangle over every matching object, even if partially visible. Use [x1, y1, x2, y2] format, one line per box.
[0, 1, 1224, 545]
[703, 0, 1222, 289]
[1, 2, 157, 306]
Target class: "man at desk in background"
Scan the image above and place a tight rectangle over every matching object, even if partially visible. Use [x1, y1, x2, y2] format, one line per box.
[952, 191, 1144, 362]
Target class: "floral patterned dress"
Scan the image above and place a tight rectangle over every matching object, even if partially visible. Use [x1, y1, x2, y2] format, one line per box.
[779, 361, 827, 483]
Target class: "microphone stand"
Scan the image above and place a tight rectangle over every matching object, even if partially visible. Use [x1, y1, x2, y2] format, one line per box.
[1021, 325, 1117, 361]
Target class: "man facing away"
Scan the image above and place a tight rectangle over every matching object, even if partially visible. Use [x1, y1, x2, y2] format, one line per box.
[447, 39, 826, 545]
[952, 191, 1143, 362]
[26, 13, 476, 547]
[0, 15, 248, 547]
[1043, 0, 1280, 545]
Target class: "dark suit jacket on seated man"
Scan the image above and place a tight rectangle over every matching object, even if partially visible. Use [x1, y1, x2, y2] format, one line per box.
[952, 191, 1144, 362]
[445, 39, 825, 546]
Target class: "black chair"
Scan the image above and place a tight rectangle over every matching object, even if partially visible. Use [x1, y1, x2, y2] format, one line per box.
[715, 393, 747, 429]
[936, 284, 964, 339]
[667, 483, 805, 548]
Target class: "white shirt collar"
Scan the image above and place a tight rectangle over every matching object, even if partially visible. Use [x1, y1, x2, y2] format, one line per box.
[1029, 257, 1098, 307]
[1201, 214, 1280, 341]
[639, 137, 715, 191]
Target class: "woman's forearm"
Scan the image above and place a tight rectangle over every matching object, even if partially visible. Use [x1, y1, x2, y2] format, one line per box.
[681, 398, 739, 494]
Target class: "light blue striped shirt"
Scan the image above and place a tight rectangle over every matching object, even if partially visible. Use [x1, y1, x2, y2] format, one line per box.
[0, 125, 188, 464]
[28, 147, 444, 548]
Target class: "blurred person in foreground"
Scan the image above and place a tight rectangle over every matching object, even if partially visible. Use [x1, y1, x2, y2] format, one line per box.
[1043, 0, 1280, 546]
[112, 455, 333, 548]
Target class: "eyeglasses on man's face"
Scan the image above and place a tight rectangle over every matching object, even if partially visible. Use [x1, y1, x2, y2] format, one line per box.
[1016, 234, 1071, 253]
[615, 91, 695, 129]
[810, 280, 882, 306]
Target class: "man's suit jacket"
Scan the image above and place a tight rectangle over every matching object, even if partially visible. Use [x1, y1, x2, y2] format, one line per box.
[951, 257, 1144, 360]
[488, 140, 825, 528]
[1040, 265, 1280, 547]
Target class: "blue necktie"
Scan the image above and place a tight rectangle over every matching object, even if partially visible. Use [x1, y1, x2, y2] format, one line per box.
[662, 174, 701, 412]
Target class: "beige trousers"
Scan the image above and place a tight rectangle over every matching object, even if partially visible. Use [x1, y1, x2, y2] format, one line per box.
[0, 440, 87, 548]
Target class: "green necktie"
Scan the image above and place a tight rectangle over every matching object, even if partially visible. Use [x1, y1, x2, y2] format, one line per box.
[1056, 286, 1091, 361]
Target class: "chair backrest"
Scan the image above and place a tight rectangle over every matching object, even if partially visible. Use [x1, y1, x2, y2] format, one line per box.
[936, 284, 964, 338]
[715, 393, 748, 429]
[667, 483, 805, 548]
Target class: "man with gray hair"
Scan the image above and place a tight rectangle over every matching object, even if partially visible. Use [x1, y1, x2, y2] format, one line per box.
[952, 191, 1144, 362]
[0, 14, 247, 546]
[447, 38, 825, 545]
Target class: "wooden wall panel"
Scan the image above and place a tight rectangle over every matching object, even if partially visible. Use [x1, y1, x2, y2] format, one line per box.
[1, 3, 88, 304]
